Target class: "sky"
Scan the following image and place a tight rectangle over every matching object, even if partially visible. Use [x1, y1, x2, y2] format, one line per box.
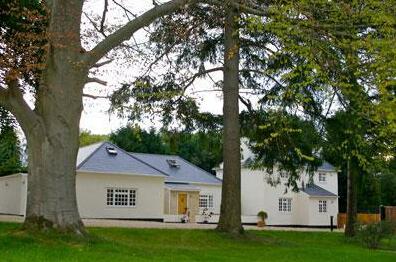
[79, 0, 228, 135]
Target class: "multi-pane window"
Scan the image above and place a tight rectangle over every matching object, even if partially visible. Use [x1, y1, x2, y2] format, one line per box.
[199, 195, 214, 208]
[319, 173, 326, 182]
[278, 198, 292, 212]
[319, 200, 327, 213]
[106, 188, 136, 207]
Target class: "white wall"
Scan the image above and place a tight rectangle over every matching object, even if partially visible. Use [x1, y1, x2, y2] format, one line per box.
[308, 170, 338, 195]
[240, 168, 304, 225]
[307, 197, 338, 226]
[76, 172, 165, 219]
[237, 168, 338, 226]
[196, 183, 222, 215]
[0, 174, 27, 215]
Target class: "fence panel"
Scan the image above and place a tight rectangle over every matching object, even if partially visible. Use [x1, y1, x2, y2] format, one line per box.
[385, 206, 396, 222]
[337, 213, 380, 229]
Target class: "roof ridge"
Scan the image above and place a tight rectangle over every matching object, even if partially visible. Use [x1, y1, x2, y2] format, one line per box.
[131, 152, 179, 157]
[301, 183, 337, 197]
[76, 142, 105, 169]
[79, 141, 105, 149]
[175, 156, 223, 182]
[104, 142, 169, 177]
[128, 152, 171, 177]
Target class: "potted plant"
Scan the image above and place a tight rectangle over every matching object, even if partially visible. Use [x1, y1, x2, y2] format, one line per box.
[257, 211, 268, 227]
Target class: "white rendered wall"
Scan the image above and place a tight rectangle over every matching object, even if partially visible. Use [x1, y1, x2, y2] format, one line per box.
[0, 174, 27, 215]
[194, 183, 222, 223]
[240, 168, 306, 225]
[238, 168, 338, 226]
[307, 197, 338, 226]
[76, 172, 165, 219]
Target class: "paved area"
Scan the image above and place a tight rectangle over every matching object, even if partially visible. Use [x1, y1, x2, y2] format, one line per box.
[0, 215, 342, 232]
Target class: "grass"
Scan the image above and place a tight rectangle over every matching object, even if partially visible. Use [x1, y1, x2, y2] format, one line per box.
[0, 222, 395, 261]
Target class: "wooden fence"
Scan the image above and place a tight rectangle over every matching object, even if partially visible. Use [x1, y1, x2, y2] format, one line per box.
[384, 206, 396, 222]
[337, 213, 380, 229]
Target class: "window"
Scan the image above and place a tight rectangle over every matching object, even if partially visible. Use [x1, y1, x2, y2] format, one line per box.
[319, 173, 326, 182]
[106, 147, 118, 155]
[319, 200, 327, 213]
[278, 198, 292, 212]
[106, 188, 136, 207]
[167, 159, 180, 168]
[199, 195, 214, 208]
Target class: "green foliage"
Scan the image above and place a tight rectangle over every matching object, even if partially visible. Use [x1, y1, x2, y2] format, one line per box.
[257, 211, 268, 221]
[242, 110, 322, 191]
[161, 130, 223, 174]
[356, 221, 396, 249]
[79, 130, 109, 147]
[110, 126, 168, 154]
[110, 126, 223, 173]
[0, 107, 22, 176]
[380, 158, 396, 206]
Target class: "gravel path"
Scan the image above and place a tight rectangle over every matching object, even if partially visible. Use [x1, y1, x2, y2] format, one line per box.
[0, 215, 341, 232]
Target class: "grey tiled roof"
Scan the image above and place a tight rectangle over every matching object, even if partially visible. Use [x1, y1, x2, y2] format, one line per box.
[77, 142, 102, 166]
[301, 184, 337, 197]
[318, 161, 336, 171]
[77, 142, 165, 177]
[130, 153, 222, 185]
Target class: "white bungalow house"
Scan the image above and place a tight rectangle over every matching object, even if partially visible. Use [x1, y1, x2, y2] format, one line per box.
[0, 142, 222, 223]
[215, 140, 339, 226]
[0, 141, 338, 226]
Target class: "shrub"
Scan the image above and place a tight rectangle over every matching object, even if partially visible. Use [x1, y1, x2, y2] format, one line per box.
[356, 221, 395, 249]
[257, 211, 268, 221]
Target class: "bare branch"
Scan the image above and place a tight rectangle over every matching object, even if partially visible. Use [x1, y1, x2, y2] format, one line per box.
[92, 59, 114, 68]
[239, 94, 253, 113]
[83, 93, 110, 99]
[85, 0, 198, 66]
[86, 77, 107, 86]
[100, 0, 109, 34]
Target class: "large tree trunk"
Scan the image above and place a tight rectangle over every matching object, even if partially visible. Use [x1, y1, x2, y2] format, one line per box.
[23, 66, 86, 233]
[22, 0, 87, 233]
[217, 2, 243, 234]
[345, 158, 358, 237]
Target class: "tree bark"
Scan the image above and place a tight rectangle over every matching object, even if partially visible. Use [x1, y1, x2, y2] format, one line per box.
[345, 158, 358, 237]
[21, 0, 87, 233]
[217, 2, 243, 234]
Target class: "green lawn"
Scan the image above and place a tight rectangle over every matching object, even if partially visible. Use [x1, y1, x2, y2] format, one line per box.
[0, 222, 395, 261]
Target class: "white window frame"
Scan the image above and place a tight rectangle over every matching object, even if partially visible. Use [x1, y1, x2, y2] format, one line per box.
[199, 194, 214, 208]
[319, 200, 327, 213]
[106, 188, 137, 207]
[278, 198, 292, 212]
[318, 173, 327, 183]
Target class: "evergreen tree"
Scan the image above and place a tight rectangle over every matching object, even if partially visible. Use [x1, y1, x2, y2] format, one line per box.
[0, 107, 22, 176]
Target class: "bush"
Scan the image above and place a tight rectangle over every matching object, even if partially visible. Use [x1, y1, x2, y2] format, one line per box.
[257, 211, 268, 221]
[356, 221, 396, 249]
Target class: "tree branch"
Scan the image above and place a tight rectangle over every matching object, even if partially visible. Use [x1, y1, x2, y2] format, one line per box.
[85, 0, 197, 67]
[0, 75, 43, 134]
[100, 0, 109, 34]
[83, 93, 110, 99]
[92, 59, 114, 68]
[86, 77, 107, 86]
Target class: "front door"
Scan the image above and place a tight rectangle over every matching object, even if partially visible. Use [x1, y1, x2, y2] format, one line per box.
[178, 193, 188, 214]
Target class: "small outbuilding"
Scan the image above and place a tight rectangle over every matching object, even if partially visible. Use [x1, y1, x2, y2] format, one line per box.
[0, 142, 222, 223]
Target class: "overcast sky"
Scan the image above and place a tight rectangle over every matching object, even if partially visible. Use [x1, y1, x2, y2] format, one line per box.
[79, 0, 231, 135]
